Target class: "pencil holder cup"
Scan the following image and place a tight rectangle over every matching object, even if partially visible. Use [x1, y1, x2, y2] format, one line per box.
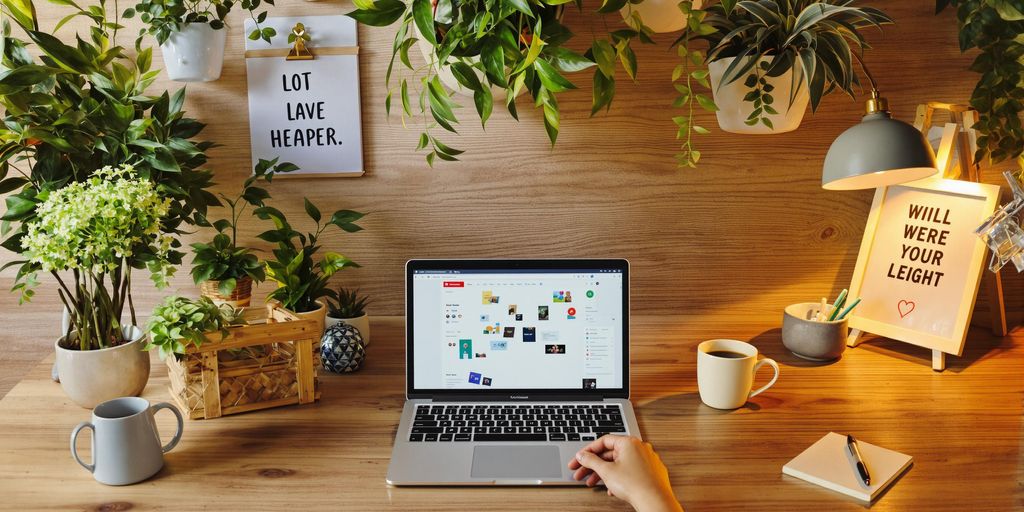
[782, 303, 848, 361]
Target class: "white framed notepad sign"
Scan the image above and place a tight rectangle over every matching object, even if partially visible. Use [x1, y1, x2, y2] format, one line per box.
[244, 15, 364, 176]
[847, 178, 998, 363]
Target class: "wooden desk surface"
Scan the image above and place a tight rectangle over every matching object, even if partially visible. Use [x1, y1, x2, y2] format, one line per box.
[0, 315, 1021, 511]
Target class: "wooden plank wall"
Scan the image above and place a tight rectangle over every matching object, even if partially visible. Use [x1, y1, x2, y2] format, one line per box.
[4, 0, 1020, 326]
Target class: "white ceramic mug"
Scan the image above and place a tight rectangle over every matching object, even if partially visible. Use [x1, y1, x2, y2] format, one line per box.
[71, 397, 183, 485]
[697, 339, 780, 410]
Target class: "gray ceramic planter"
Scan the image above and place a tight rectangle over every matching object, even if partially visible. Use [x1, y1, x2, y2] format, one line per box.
[782, 302, 848, 361]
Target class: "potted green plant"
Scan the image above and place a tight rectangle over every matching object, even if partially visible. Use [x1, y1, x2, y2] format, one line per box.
[190, 158, 297, 307]
[14, 165, 174, 408]
[0, 0, 219, 404]
[124, 0, 277, 81]
[347, 0, 646, 165]
[145, 295, 244, 360]
[0, 0, 218, 272]
[673, 1, 893, 142]
[937, 0, 1024, 166]
[255, 200, 365, 334]
[325, 287, 371, 345]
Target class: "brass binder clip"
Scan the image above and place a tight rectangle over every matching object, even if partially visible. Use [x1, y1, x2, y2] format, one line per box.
[286, 23, 314, 61]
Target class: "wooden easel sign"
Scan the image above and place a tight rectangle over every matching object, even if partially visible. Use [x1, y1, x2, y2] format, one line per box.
[244, 15, 364, 177]
[846, 178, 998, 370]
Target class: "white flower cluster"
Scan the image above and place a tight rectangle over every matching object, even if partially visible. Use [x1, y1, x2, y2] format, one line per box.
[22, 164, 174, 279]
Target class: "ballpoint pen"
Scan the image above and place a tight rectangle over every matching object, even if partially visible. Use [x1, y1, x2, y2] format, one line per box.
[847, 434, 871, 486]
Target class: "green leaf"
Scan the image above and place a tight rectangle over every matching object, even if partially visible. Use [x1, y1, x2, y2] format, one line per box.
[549, 47, 595, 73]
[412, 0, 436, 45]
[695, 94, 719, 112]
[591, 40, 616, 79]
[481, 38, 507, 87]
[28, 31, 92, 73]
[304, 198, 322, 223]
[346, 0, 407, 26]
[1, 193, 36, 221]
[591, 71, 615, 115]
[1, 0, 37, 31]
[0, 177, 28, 194]
[513, 26, 545, 74]
[506, 0, 534, 16]
[474, 86, 493, 127]
[218, 278, 237, 296]
[533, 59, 575, 93]
[618, 45, 638, 82]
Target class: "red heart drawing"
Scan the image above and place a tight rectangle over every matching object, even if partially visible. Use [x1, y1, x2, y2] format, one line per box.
[898, 300, 916, 319]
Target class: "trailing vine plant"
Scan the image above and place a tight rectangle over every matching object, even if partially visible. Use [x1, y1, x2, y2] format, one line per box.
[937, 0, 1024, 165]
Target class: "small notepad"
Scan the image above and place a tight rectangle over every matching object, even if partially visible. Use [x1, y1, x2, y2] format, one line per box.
[782, 432, 913, 502]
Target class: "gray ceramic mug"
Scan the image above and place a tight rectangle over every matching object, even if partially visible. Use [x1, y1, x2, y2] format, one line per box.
[70, 397, 183, 485]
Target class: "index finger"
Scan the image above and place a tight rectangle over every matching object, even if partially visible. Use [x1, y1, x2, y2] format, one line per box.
[580, 434, 631, 456]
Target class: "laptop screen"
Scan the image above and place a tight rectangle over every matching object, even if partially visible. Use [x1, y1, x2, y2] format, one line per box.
[407, 260, 628, 398]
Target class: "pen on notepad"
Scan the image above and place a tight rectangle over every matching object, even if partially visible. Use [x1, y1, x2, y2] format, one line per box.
[847, 434, 871, 486]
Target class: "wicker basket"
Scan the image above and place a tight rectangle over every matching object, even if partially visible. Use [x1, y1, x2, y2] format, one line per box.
[200, 276, 253, 308]
[166, 301, 321, 420]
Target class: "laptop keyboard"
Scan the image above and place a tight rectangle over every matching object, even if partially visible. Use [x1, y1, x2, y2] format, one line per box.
[408, 404, 626, 442]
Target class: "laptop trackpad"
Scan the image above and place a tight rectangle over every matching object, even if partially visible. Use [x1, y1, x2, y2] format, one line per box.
[470, 446, 562, 479]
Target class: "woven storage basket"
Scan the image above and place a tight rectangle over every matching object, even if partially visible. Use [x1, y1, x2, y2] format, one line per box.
[166, 301, 321, 420]
[200, 276, 253, 308]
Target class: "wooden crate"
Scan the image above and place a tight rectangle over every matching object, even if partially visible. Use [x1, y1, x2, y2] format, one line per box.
[166, 301, 321, 420]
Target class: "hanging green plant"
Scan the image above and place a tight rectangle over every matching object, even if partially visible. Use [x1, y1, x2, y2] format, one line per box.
[347, 0, 650, 165]
[671, 0, 892, 163]
[937, 0, 1024, 165]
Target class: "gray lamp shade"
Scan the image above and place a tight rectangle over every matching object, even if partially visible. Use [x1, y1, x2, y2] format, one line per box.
[822, 111, 938, 190]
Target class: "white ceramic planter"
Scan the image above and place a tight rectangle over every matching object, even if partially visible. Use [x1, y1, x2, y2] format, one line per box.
[708, 56, 810, 135]
[160, 23, 227, 82]
[293, 300, 328, 337]
[325, 313, 371, 346]
[55, 326, 150, 409]
[619, 0, 703, 33]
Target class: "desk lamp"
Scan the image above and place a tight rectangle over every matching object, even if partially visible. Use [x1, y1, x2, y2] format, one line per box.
[822, 55, 938, 190]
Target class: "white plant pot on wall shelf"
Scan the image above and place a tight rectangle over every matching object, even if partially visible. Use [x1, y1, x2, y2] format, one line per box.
[619, 0, 703, 34]
[708, 56, 810, 135]
[160, 23, 227, 82]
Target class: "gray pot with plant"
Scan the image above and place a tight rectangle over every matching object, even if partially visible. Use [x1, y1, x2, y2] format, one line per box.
[326, 287, 371, 346]
[124, 0, 277, 81]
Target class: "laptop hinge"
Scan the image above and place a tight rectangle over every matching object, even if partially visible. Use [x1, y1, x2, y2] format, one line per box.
[432, 394, 605, 402]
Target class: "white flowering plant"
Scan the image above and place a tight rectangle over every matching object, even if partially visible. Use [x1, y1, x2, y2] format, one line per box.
[16, 164, 175, 350]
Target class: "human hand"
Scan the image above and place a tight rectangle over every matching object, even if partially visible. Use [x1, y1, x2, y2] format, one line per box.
[568, 435, 682, 512]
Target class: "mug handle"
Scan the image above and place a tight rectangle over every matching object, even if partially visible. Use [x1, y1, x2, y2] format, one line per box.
[70, 422, 95, 473]
[152, 402, 184, 453]
[748, 358, 780, 399]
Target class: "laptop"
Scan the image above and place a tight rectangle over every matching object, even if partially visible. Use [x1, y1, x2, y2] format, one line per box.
[386, 259, 640, 486]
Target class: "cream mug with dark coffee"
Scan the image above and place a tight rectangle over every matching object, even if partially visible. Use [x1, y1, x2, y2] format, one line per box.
[697, 339, 779, 410]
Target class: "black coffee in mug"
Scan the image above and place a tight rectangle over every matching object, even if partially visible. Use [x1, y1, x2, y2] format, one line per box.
[706, 350, 747, 359]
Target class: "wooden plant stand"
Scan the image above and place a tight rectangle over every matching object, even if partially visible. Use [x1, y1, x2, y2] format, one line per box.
[166, 301, 321, 419]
